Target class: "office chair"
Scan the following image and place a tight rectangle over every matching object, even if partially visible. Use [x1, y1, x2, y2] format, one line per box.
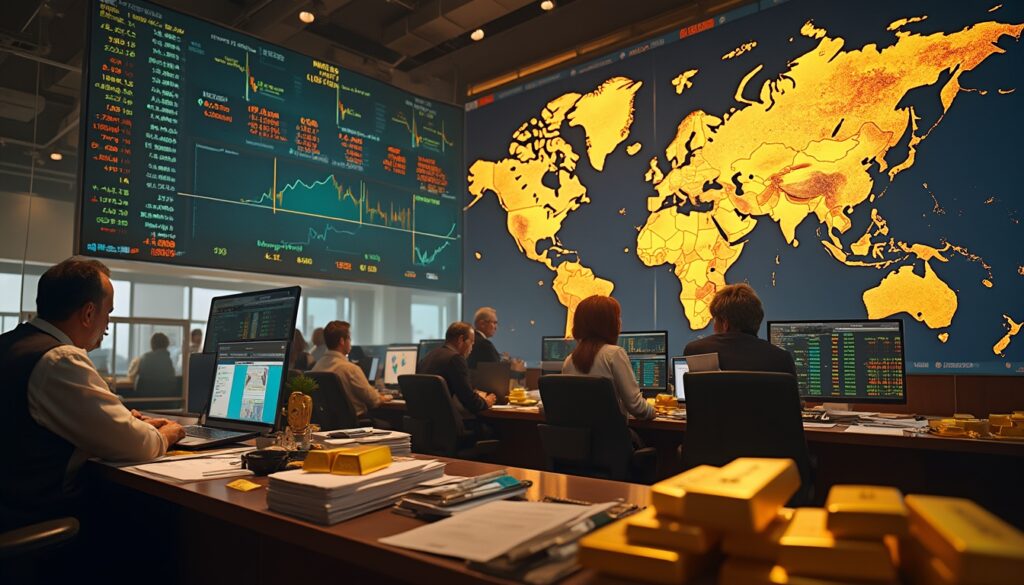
[681, 371, 814, 505]
[303, 371, 368, 430]
[0, 517, 79, 583]
[398, 374, 499, 460]
[537, 375, 657, 483]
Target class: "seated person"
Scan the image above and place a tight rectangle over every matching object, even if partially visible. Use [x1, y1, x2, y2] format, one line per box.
[312, 321, 391, 420]
[561, 295, 655, 421]
[683, 283, 796, 375]
[128, 332, 178, 397]
[289, 328, 316, 371]
[418, 322, 496, 418]
[310, 326, 327, 362]
[0, 258, 184, 530]
[467, 307, 501, 369]
[188, 327, 203, 354]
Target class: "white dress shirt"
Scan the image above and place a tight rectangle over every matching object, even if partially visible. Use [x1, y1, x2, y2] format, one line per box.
[562, 343, 655, 420]
[312, 349, 382, 418]
[26, 319, 167, 477]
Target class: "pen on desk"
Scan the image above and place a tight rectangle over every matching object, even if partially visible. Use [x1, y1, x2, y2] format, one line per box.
[450, 469, 506, 491]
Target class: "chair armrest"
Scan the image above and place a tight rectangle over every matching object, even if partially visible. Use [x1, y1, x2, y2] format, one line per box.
[474, 439, 500, 456]
[0, 517, 79, 559]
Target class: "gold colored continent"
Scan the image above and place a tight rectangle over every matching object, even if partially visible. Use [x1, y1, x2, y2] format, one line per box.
[672, 69, 699, 95]
[862, 262, 958, 329]
[992, 314, 1022, 356]
[552, 262, 615, 337]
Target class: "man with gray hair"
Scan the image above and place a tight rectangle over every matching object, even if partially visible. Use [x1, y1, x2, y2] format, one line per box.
[467, 306, 501, 369]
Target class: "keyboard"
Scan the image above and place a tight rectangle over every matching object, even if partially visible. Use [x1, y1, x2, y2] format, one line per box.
[183, 425, 241, 439]
[801, 410, 829, 423]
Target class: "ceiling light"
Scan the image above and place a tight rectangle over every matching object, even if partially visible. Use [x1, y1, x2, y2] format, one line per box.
[298, 10, 315, 24]
[49, 151, 63, 161]
[540, 0, 555, 10]
[470, 28, 485, 41]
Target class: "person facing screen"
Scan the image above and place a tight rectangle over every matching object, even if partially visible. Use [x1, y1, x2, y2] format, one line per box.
[683, 283, 796, 375]
[561, 295, 655, 421]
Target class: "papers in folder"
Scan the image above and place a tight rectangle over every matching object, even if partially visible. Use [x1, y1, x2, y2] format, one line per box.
[311, 428, 413, 457]
[267, 459, 445, 525]
[131, 453, 253, 483]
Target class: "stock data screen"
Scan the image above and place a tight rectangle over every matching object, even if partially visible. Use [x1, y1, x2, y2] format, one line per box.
[80, 0, 463, 291]
[768, 320, 906, 403]
[617, 331, 668, 392]
[204, 288, 299, 353]
[541, 337, 577, 362]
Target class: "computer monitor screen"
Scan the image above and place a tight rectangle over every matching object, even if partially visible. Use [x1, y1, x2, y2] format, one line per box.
[671, 356, 688, 401]
[203, 287, 301, 353]
[361, 356, 381, 384]
[186, 353, 217, 414]
[617, 331, 668, 392]
[384, 346, 418, 389]
[541, 337, 577, 362]
[768, 320, 906, 404]
[209, 340, 288, 426]
[418, 339, 445, 362]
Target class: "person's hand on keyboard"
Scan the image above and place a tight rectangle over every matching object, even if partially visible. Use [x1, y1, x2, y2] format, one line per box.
[155, 420, 185, 447]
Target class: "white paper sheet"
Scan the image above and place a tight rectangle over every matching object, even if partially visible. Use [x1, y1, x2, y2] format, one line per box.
[378, 500, 591, 562]
[131, 455, 253, 482]
[843, 425, 906, 436]
[802, 422, 837, 428]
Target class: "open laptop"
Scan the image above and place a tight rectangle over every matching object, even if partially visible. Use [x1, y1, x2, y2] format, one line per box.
[471, 361, 512, 402]
[671, 353, 721, 403]
[177, 339, 289, 449]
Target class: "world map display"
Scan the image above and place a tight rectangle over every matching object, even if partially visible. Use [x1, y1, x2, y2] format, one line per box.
[463, 0, 1023, 374]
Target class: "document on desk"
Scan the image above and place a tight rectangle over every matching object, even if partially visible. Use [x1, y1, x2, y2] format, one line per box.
[131, 454, 253, 482]
[379, 500, 593, 562]
[803, 422, 837, 428]
[843, 425, 906, 436]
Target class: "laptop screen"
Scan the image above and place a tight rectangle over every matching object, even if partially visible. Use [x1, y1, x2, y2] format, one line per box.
[671, 357, 689, 401]
[209, 340, 288, 426]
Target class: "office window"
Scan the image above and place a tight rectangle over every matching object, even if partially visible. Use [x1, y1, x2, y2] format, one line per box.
[189, 287, 240, 321]
[411, 302, 443, 342]
[111, 279, 131, 318]
[0, 273, 21, 313]
[306, 296, 347, 333]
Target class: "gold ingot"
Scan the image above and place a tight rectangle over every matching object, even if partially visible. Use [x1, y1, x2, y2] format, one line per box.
[825, 485, 908, 538]
[625, 508, 718, 554]
[952, 413, 974, 420]
[329, 445, 392, 475]
[778, 508, 898, 583]
[719, 558, 889, 585]
[722, 508, 795, 562]
[901, 533, 957, 585]
[1010, 411, 1024, 421]
[961, 419, 990, 436]
[651, 465, 719, 519]
[905, 494, 1024, 585]
[996, 424, 1024, 437]
[989, 414, 1013, 427]
[578, 517, 710, 585]
[680, 458, 800, 533]
[302, 447, 351, 473]
[655, 393, 676, 408]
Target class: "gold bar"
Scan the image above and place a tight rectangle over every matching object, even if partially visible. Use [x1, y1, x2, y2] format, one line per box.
[625, 508, 718, 554]
[302, 447, 350, 473]
[578, 517, 710, 585]
[825, 485, 908, 538]
[722, 508, 795, 562]
[651, 465, 719, 519]
[905, 494, 1024, 585]
[330, 445, 392, 475]
[680, 458, 801, 533]
[778, 508, 898, 583]
[900, 532, 957, 585]
[719, 558, 890, 585]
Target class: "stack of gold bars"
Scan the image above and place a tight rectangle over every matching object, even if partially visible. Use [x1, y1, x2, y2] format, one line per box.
[578, 457, 1024, 584]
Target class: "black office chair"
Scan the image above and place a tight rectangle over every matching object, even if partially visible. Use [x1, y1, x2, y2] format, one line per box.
[0, 517, 79, 583]
[304, 371, 366, 430]
[398, 374, 499, 460]
[537, 375, 657, 483]
[681, 371, 814, 505]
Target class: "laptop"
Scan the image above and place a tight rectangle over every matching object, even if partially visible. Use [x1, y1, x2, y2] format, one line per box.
[471, 361, 512, 402]
[671, 353, 722, 403]
[185, 353, 216, 415]
[360, 356, 381, 385]
[177, 339, 289, 449]
[671, 356, 689, 402]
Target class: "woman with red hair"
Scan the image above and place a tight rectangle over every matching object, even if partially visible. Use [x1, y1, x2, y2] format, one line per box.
[562, 295, 655, 420]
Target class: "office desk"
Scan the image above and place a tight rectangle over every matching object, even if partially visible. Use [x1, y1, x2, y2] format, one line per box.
[374, 402, 1024, 528]
[87, 456, 650, 584]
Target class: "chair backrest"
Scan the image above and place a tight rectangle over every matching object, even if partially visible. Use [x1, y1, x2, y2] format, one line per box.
[398, 374, 465, 456]
[682, 371, 812, 499]
[304, 371, 359, 430]
[537, 375, 637, 480]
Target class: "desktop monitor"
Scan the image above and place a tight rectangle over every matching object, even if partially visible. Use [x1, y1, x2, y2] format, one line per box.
[617, 331, 669, 394]
[360, 356, 381, 385]
[541, 336, 577, 372]
[203, 287, 301, 353]
[384, 346, 418, 389]
[417, 339, 445, 362]
[670, 356, 688, 402]
[768, 319, 907, 404]
[208, 340, 289, 430]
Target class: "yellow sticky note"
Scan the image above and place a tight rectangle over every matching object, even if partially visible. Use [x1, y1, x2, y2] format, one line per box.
[226, 479, 262, 492]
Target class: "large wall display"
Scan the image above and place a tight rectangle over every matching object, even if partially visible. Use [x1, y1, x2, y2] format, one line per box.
[464, 0, 1023, 372]
[80, 0, 463, 291]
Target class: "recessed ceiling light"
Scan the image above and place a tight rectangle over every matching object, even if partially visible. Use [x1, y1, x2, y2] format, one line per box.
[470, 28, 485, 41]
[49, 151, 63, 161]
[298, 10, 315, 24]
[540, 0, 555, 10]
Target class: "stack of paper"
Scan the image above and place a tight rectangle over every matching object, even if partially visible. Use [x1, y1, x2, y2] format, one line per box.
[312, 428, 413, 457]
[267, 459, 444, 524]
[131, 453, 253, 483]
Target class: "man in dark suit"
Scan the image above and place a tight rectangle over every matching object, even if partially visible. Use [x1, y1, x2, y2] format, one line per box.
[684, 283, 796, 375]
[418, 322, 497, 416]
[467, 307, 501, 369]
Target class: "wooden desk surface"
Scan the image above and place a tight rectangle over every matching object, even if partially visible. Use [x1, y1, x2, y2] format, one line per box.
[94, 456, 650, 585]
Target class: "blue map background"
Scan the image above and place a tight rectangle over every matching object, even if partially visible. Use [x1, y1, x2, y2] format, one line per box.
[463, 0, 1024, 373]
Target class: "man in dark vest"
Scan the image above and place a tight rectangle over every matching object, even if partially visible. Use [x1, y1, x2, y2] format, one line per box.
[0, 258, 185, 530]
[467, 306, 502, 369]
